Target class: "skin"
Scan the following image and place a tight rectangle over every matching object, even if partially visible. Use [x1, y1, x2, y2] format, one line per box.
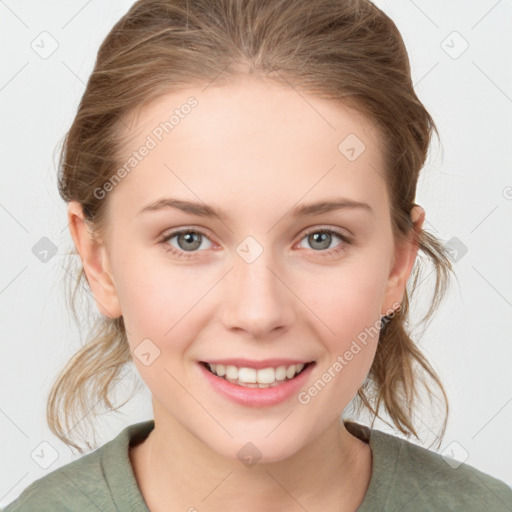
[68, 75, 424, 512]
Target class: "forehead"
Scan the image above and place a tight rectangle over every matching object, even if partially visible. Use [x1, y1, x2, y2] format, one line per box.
[110, 76, 388, 221]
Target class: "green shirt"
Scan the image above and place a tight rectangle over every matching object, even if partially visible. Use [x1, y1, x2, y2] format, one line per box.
[3, 419, 512, 511]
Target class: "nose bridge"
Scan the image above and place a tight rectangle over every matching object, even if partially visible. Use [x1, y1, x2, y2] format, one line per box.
[221, 235, 295, 336]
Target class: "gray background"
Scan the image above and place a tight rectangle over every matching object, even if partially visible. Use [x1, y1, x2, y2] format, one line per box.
[1, 0, 511, 506]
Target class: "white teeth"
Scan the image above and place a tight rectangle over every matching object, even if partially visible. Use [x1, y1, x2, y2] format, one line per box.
[275, 366, 287, 381]
[285, 365, 296, 379]
[207, 362, 308, 385]
[226, 365, 238, 380]
[256, 367, 275, 384]
[238, 367, 257, 383]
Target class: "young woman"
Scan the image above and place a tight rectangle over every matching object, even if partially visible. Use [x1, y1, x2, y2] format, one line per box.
[5, 0, 511, 510]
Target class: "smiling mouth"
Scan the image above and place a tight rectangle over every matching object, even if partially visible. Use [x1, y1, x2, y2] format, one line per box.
[200, 361, 315, 388]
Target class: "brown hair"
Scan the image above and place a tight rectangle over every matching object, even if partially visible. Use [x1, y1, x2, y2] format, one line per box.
[50, 0, 454, 454]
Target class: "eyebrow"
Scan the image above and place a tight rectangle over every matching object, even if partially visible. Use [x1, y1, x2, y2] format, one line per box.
[138, 197, 374, 219]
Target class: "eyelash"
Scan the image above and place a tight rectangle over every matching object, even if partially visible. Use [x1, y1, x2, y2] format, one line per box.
[158, 226, 353, 260]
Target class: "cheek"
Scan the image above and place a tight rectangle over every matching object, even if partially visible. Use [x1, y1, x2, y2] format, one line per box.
[113, 249, 201, 333]
[294, 254, 389, 393]
[297, 254, 390, 338]
[112, 252, 217, 382]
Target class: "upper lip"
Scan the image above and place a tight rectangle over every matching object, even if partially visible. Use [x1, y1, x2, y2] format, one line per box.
[201, 358, 314, 369]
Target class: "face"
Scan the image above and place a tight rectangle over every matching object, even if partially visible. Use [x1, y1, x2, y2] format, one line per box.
[72, 75, 420, 463]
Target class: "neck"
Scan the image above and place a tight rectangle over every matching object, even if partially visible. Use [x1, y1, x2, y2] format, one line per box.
[131, 412, 372, 512]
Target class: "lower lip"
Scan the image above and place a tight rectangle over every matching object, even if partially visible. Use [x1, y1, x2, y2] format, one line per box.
[198, 362, 315, 408]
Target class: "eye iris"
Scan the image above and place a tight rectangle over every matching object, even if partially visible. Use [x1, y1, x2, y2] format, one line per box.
[178, 232, 202, 251]
[309, 232, 331, 250]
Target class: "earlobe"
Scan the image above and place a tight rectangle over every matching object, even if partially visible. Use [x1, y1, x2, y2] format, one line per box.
[67, 201, 122, 319]
[381, 205, 425, 316]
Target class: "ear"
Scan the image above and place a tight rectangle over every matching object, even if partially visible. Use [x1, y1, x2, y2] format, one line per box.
[381, 205, 425, 316]
[67, 201, 122, 319]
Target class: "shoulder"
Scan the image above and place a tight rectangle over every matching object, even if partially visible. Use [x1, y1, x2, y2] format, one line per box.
[2, 442, 113, 512]
[370, 427, 512, 511]
[2, 420, 154, 512]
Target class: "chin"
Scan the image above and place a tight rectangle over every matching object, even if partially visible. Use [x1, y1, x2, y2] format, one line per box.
[209, 431, 308, 466]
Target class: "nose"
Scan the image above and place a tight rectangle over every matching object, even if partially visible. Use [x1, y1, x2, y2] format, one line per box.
[220, 244, 296, 339]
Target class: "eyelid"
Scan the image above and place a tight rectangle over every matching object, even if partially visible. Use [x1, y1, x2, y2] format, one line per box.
[300, 224, 352, 240]
[160, 225, 215, 241]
